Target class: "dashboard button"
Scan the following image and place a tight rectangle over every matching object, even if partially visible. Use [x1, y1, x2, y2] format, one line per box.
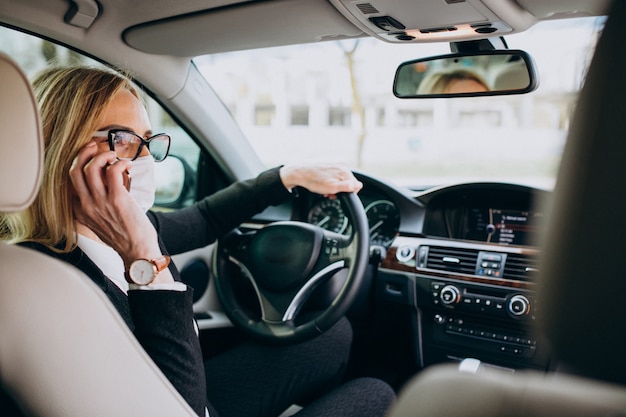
[396, 245, 415, 262]
[440, 285, 461, 305]
[508, 294, 531, 317]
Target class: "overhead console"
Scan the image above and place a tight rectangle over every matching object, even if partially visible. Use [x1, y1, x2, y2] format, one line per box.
[328, 0, 611, 45]
[328, 0, 537, 43]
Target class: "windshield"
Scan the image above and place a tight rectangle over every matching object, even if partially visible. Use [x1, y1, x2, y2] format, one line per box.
[195, 17, 603, 190]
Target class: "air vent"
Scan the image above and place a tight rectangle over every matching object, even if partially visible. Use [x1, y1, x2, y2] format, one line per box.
[426, 246, 479, 275]
[503, 253, 539, 281]
[356, 3, 379, 14]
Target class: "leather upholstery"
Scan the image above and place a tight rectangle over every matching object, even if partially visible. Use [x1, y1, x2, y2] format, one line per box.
[389, 364, 626, 417]
[0, 54, 197, 416]
[0, 53, 42, 212]
[537, 0, 626, 385]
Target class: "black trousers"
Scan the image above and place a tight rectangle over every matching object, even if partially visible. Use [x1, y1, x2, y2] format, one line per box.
[203, 317, 395, 417]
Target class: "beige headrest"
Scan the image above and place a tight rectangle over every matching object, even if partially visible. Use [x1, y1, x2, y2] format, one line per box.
[0, 53, 43, 212]
[389, 364, 626, 417]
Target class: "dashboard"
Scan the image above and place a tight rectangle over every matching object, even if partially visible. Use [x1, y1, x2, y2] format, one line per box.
[294, 175, 548, 252]
[253, 173, 552, 372]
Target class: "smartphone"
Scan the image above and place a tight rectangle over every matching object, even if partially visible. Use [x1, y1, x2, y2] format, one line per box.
[104, 161, 131, 191]
[122, 169, 131, 191]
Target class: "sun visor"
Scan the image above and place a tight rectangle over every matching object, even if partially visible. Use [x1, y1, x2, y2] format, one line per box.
[123, 0, 364, 56]
[516, 0, 611, 18]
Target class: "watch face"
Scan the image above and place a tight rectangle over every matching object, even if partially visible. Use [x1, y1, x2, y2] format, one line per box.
[129, 259, 156, 285]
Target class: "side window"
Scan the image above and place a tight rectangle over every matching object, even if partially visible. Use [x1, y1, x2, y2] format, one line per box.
[0, 25, 200, 210]
[145, 99, 200, 210]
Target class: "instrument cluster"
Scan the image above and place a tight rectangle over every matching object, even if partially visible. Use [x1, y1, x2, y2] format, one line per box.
[307, 195, 400, 248]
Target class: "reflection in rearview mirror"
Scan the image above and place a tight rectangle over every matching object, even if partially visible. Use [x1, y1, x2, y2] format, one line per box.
[393, 50, 538, 98]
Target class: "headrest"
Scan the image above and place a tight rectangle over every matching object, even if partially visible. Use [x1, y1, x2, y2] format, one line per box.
[538, 0, 626, 385]
[0, 53, 43, 212]
[388, 363, 626, 417]
[492, 61, 531, 91]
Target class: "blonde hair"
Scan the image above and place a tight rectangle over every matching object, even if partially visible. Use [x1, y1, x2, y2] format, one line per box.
[0, 66, 140, 252]
[418, 69, 489, 94]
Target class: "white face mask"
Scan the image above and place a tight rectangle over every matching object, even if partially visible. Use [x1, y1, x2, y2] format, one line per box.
[128, 155, 156, 212]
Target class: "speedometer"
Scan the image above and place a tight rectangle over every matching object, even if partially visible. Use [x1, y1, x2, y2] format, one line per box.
[307, 198, 348, 234]
[364, 200, 400, 247]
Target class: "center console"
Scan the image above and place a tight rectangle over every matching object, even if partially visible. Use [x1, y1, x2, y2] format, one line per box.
[379, 236, 551, 371]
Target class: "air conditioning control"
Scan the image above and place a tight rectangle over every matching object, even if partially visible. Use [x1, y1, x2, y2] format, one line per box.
[429, 282, 535, 323]
[440, 285, 461, 305]
[508, 294, 530, 317]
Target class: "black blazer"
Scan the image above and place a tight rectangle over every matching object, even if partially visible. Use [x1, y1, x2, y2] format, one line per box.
[22, 167, 291, 417]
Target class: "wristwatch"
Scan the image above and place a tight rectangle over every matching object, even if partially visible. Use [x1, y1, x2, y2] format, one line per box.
[124, 255, 171, 285]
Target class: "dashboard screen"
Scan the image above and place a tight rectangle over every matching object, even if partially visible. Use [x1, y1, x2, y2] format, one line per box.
[466, 208, 542, 246]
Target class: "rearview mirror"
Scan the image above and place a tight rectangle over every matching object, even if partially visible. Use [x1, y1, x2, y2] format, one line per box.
[393, 50, 538, 98]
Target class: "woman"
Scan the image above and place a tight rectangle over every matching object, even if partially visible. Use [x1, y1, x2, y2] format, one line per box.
[0, 66, 395, 417]
[418, 68, 490, 94]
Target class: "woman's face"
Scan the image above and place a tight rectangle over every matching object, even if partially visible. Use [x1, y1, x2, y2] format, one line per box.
[94, 88, 152, 158]
[445, 78, 489, 94]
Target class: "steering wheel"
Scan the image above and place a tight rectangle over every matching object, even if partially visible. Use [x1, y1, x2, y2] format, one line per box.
[212, 192, 369, 344]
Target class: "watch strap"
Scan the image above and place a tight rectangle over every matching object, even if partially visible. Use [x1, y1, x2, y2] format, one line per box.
[151, 255, 171, 273]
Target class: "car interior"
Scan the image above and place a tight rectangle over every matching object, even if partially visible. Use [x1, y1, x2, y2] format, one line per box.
[1, 0, 625, 416]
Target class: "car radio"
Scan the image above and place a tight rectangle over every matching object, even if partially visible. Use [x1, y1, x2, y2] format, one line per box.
[430, 281, 534, 321]
[419, 279, 545, 367]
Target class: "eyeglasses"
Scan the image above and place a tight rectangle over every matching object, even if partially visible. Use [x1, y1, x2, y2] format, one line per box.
[92, 129, 171, 162]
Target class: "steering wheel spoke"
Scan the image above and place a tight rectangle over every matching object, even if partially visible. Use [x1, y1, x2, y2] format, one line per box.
[256, 287, 301, 324]
[220, 228, 257, 265]
[226, 254, 308, 323]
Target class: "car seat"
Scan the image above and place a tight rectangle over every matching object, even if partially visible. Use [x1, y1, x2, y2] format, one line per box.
[387, 1, 626, 415]
[0, 53, 198, 416]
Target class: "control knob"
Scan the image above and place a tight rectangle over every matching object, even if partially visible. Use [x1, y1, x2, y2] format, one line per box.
[440, 285, 461, 305]
[508, 294, 531, 317]
[396, 245, 415, 263]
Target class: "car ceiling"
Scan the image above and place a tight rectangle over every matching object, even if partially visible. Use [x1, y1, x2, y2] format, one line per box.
[0, 0, 611, 97]
[3, 0, 611, 54]
[122, 0, 612, 56]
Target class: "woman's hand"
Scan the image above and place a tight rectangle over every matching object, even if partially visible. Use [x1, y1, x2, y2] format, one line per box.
[279, 163, 363, 198]
[70, 141, 171, 282]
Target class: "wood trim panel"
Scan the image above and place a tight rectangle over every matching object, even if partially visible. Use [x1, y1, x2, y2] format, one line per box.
[381, 236, 538, 290]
